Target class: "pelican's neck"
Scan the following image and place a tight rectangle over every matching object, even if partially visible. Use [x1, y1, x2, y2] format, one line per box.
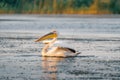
[42, 38, 57, 56]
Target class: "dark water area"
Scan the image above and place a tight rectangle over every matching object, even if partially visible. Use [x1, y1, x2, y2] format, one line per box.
[0, 15, 120, 80]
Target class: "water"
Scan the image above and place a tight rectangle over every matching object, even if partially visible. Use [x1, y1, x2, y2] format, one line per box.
[0, 15, 120, 80]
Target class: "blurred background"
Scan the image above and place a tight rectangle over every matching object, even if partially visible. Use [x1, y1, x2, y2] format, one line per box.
[0, 0, 120, 14]
[0, 1, 120, 80]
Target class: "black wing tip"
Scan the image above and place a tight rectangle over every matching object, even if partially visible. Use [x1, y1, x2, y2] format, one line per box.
[64, 47, 76, 53]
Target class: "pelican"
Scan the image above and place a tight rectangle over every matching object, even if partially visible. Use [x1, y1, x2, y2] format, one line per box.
[35, 31, 80, 57]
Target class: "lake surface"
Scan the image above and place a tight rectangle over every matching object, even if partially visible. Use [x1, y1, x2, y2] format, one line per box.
[0, 15, 120, 80]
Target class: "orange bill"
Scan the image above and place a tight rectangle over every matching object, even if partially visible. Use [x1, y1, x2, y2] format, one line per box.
[35, 31, 57, 42]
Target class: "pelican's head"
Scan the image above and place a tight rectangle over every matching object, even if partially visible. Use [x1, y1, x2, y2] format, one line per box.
[35, 31, 58, 42]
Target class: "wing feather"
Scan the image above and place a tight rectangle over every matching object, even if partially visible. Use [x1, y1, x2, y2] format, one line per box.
[57, 47, 76, 53]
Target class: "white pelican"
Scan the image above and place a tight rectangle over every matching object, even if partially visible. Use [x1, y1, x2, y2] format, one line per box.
[35, 31, 80, 57]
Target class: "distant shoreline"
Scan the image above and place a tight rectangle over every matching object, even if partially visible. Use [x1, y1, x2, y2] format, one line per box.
[0, 14, 120, 19]
[35, 14, 120, 18]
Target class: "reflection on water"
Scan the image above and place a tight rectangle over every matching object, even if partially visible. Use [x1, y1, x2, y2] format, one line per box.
[41, 57, 64, 80]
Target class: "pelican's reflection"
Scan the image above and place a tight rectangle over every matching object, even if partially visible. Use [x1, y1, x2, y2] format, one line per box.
[41, 57, 64, 80]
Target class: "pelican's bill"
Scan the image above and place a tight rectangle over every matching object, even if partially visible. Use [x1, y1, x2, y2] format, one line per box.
[35, 32, 57, 42]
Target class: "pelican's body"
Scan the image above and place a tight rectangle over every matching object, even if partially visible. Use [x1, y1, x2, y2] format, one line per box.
[35, 31, 80, 57]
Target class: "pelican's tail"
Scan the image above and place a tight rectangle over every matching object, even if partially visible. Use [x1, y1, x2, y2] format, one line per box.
[75, 51, 81, 55]
[77, 52, 81, 54]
